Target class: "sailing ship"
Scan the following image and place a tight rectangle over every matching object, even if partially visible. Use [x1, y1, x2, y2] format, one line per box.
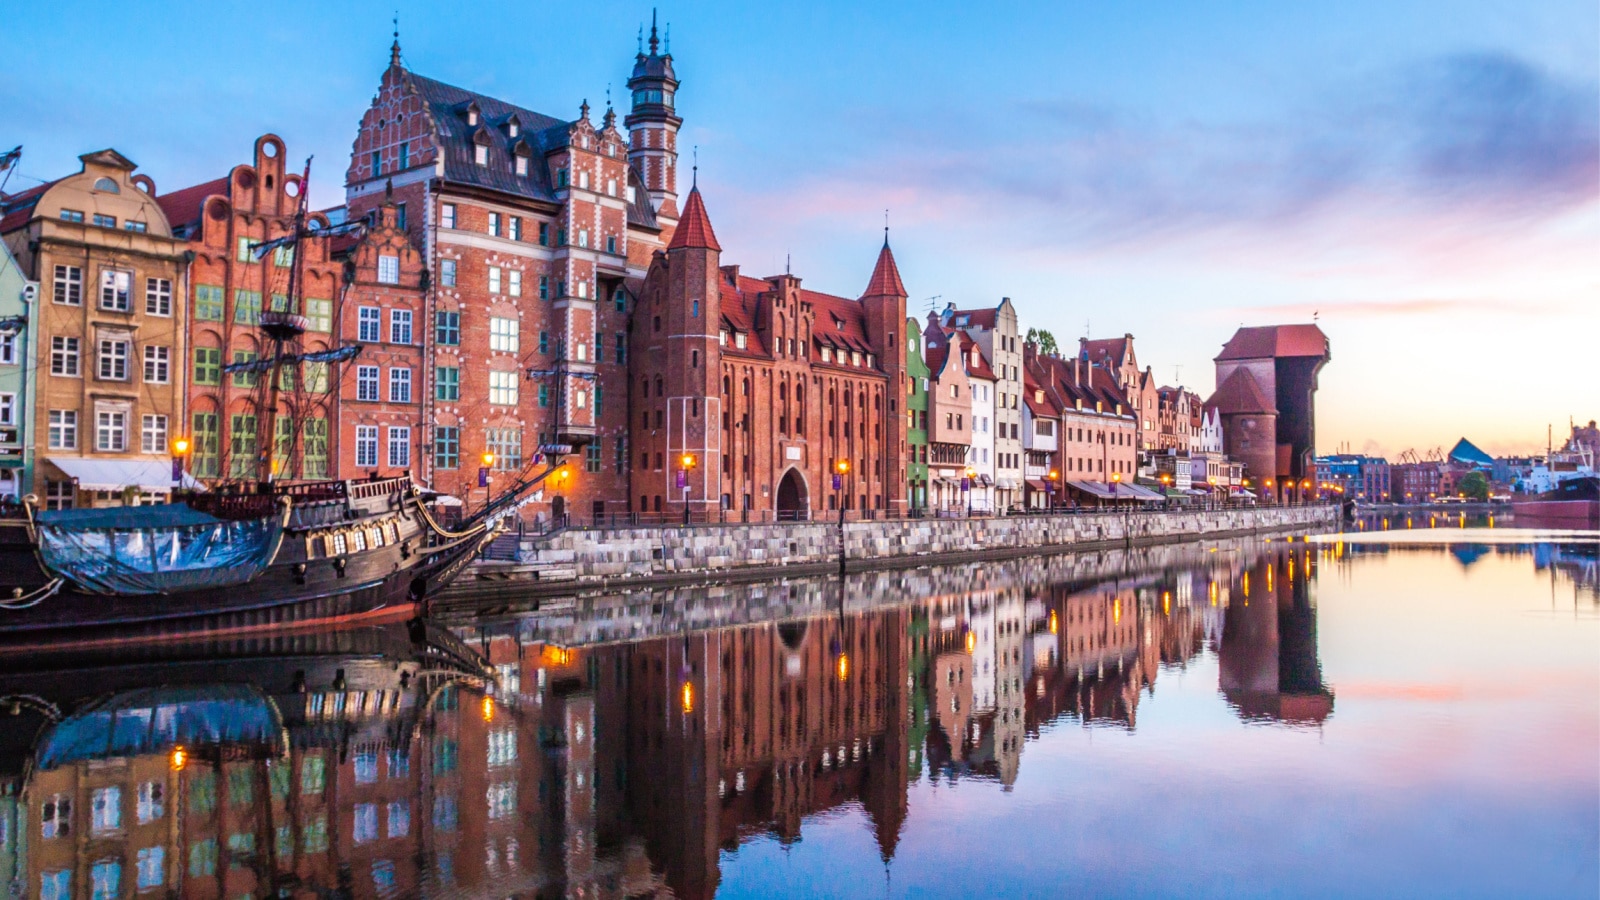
[0, 161, 560, 647]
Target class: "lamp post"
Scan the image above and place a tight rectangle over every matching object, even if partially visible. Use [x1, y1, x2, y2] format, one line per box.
[679, 453, 697, 526]
[834, 459, 850, 575]
[964, 466, 975, 517]
[1112, 471, 1129, 545]
[1046, 469, 1059, 511]
[170, 436, 191, 493]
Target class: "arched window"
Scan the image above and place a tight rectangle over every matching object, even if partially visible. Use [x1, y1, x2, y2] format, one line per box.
[655, 377, 663, 396]
[723, 376, 731, 395]
[742, 378, 750, 396]
[92, 177, 120, 193]
[779, 383, 787, 401]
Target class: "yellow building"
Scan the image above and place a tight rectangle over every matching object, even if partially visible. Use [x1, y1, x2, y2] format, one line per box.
[0, 150, 193, 507]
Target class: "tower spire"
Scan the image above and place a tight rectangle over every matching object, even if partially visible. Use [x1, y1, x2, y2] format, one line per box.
[884, 208, 890, 247]
[389, 11, 402, 66]
[649, 8, 660, 55]
[692, 145, 698, 188]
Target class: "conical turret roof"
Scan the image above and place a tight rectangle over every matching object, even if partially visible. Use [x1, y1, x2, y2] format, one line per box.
[667, 186, 721, 251]
[863, 241, 906, 298]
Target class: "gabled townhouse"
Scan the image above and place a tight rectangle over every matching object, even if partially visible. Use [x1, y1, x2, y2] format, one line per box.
[921, 320, 972, 514]
[941, 299, 1023, 510]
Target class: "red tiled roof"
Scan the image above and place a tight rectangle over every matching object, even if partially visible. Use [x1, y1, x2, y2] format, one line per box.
[863, 242, 906, 297]
[955, 334, 996, 381]
[0, 180, 57, 233]
[949, 307, 997, 329]
[668, 186, 720, 251]
[1080, 337, 1131, 365]
[807, 289, 872, 353]
[156, 176, 229, 231]
[1215, 324, 1328, 361]
[1207, 367, 1275, 414]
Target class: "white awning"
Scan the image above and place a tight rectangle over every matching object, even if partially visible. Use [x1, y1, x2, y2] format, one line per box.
[46, 457, 203, 492]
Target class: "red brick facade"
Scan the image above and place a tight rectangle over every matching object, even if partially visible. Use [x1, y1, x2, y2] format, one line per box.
[630, 188, 909, 520]
[160, 134, 343, 483]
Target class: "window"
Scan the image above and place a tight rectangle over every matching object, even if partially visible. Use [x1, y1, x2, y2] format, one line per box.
[440, 258, 457, 286]
[489, 317, 517, 352]
[515, 155, 529, 175]
[539, 223, 549, 245]
[390, 309, 413, 344]
[227, 415, 256, 478]
[356, 426, 379, 467]
[539, 276, 549, 300]
[508, 270, 522, 297]
[273, 245, 294, 268]
[0, 393, 11, 426]
[51, 337, 80, 376]
[304, 360, 329, 393]
[59, 208, 85, 223]
[539, 331, 549, 354]
[136, 781, 164, 824]
[585, 443, 601, 472]
[489, 370, 518, 405]
[96, 410, 127, 451]
[377, 254, 400, 284]
[474, 144, 488, 166]
[616, 333, 626, 364]
[387, 427, 410, 468]
[93, 213, 116, 228]
[398, 141, 409, 168]
[371, 149, 381, 176]
[136, 847, 164, 890]
[358, 307, 381, 342]
[615, 436, 627, 472]
[142, 277, 172, 315]
[387, 800, 411, 838]
[606, 235, 617, 254]
[537, 383, 549, 407]
[231, 350, 257, 388]
[233, 289, 261, 325]
[91, 786, 122, 831]
[510, 216, 522, 240]
[578, 228, 589, 248]
[51, 266, 81, 306]
[436, 366, 460, 400]
[389, 367, 411, 402]
[356, 365, 380, 401]
[99, 270, 131, 311]
[435, 310, 460, 344]
[194, 283, 223, 320]
[236, 236, 256, 263]
[488, 212, 501, 236]
[44, 480, 74, 509]
[441, 203, 456, 228]
[297, 296, 330, 332]
[0, 332, 12, 365]
[485, 429, 521, 470]
[192, 413, 218, 477]
[98, 339, 129, 380]
[353, 803, 378, 843]
[487, 729, 517, 766]
[302, 417, 328, 478]
[488, 266, 501, 294]
[141, 415, 168, 454]
[434, 425, 459, 469]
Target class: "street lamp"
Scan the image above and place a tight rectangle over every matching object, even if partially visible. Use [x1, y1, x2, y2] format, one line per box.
[170, 436, 191, 491]
[835, 459, 850, 574]
[964, 466, 976, 517]
[1047, 469, 1059, 510]
[679, 452, 697, 525]
[479, 451, 494, 489]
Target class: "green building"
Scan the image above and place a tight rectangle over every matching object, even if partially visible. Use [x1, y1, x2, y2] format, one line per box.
[905, 317, 930, 511]
[0, 238, 35, 501]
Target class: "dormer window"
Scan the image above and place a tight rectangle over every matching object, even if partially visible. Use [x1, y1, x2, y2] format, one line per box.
[821, 347, 832, 363]
[466, 102, 480, 126]
[719, 330, 727, 346]
[515, 156, 528, 175]
[1035, 390, 1044, 403]
[507, 116, 521, 138]
[474, 145, 488, 166]
[735, 333, 747, 350]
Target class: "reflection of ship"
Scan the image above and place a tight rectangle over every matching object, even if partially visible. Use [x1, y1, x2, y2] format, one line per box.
[1510, 475, 1599, 530]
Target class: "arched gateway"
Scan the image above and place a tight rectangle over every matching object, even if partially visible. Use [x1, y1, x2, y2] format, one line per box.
[776, 468, 809, 520]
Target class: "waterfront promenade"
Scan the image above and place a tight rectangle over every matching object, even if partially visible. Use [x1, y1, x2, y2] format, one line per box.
[442, 503, 1338, 598]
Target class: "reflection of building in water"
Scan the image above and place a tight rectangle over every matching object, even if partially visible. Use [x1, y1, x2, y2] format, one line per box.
[1218, 545, 1335, 724]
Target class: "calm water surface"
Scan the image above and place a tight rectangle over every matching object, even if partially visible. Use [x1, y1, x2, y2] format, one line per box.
[1, 528, 1594, 898]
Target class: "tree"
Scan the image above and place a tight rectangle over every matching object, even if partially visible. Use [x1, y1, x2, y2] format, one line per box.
[1025, 327, 1058, 356]
[1458, 471, 1490, 501]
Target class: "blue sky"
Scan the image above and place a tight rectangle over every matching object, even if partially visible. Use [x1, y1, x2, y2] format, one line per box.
[3, 1, 1595, 456]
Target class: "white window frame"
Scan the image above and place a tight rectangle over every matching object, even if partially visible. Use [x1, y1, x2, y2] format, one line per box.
[356, 366, 380, 402]
[53, 265, 82, 305]
[388, 367, 412, 403]
[144, 277, 172, 316]
[440, 203, 456, 229]
[48, 410, 77, 449]
[99, 269, 132, 311]
[389, 309, 413, 344]
[97, 338, 130, 381]
[508, 270, 522, 297]
[141, 414, 168, 454]
[488, 266, 502, 294]
[357, 307, 382, 342]
[96, 410, 128, 452]
[377, 255, 400, 285]
[355, 426, 379, 468]
[489, 317, 517, 353]
[387, 426, 410, 468]
[0, 393, 13, 427]
[142, 345, 170, 383]
[488, 370, 517, 406]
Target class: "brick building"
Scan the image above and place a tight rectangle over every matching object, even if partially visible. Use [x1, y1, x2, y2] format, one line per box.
[1208, 324, 1330, 502]
[922, 321, 974, 513]
[1079, 333, 1159, 452]
[343, 33, 679, 520]
[630, 188, 909, 519]
[940, 299, 1023, 510]
[158, 134, 344, 483]
[330, 194, 428, 480]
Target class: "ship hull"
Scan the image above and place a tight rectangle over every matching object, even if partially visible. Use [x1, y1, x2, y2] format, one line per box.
[1509, 499, 1600, 530]
[0, 492, 494, 649]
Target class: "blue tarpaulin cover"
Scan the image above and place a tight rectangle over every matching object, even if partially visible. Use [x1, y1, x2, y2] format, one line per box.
[35, 504, 283, 595]
[35, 685, 283, 769]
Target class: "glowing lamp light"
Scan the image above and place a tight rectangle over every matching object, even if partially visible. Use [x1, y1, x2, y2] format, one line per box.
[836, 459, 851, 475]
[1112, 472, 1122, 484]
[1049, 610, 1059, 634]
[481, 696, 495, 723]
[1113, 598, 1122, 624]
[680, 681, 695, 714]
[171, 437, 191, 455]
[681, 453, 697, 470]
[836, 653, 850, 683]
[965, 630, 976, 653]
[482, 451, 496, 467]
[170, 746, 187, 771]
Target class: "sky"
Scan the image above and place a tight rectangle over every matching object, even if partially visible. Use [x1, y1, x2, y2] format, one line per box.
[2, 1, 1595, 458]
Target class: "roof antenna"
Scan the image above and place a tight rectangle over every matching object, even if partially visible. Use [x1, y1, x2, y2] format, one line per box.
[884, 208, 890, 247]
[786, 253, 791, 275]
[665, 22, 671, 54]
[637, 24, 644, 54]
[692, 145, 698, 188]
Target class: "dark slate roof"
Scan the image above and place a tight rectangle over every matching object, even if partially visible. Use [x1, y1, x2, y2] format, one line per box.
[1448, 438, 1494, 466]
[405, 70, 658, 229]
[0, 180, 56, 233]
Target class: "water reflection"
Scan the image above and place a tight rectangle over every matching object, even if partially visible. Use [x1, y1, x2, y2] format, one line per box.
[1, 534, 1592, 898]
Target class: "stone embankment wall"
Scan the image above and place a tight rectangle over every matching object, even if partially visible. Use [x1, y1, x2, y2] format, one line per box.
[443, 505, 1336, 596]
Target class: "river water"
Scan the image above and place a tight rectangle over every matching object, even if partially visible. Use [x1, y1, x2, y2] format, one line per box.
[1, 526, 1594, 898]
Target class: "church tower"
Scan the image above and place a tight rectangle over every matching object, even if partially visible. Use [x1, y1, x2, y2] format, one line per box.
[626, 12, 682, 225]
